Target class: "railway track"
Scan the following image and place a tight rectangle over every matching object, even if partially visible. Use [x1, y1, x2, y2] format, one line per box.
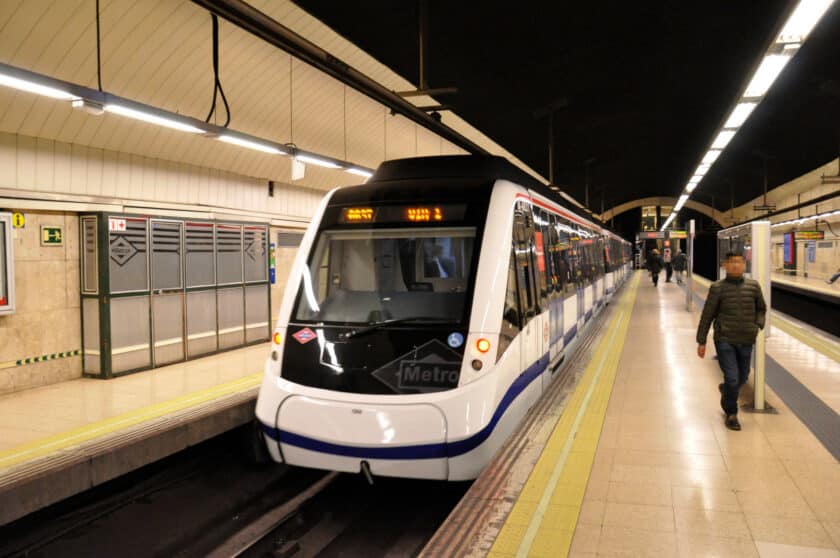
[0, 427, 468, 558]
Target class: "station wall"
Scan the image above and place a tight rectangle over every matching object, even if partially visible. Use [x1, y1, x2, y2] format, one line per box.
[0, 211, 79, 394]
[0, 131, 319, 393]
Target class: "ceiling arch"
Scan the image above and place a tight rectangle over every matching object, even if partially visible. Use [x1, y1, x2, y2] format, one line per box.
[599, 196, 729, 227]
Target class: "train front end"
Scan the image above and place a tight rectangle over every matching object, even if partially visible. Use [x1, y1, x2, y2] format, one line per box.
[256, 178, 493, 480]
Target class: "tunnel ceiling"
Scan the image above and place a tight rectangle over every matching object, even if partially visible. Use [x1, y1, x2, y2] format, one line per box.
[295, 0, 840, 212]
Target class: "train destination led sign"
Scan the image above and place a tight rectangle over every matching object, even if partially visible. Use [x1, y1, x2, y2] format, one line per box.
[340, 204, 466, 225]
[793, 231, 824, 241]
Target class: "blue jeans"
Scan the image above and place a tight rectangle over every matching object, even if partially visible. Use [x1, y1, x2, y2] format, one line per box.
[714, 341, 753, 415]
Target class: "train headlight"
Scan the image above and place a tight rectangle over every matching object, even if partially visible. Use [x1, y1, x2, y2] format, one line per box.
[272, 332, 282, 345]
[476, 338, 491, 353]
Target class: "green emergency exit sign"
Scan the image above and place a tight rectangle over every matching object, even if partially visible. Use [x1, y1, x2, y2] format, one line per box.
[41, 226, 64, 246]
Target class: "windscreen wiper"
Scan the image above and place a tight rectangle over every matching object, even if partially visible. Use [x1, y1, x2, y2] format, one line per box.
[340, 317, 452, 340]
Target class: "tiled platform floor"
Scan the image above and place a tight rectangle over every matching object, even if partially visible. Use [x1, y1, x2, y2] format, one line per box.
[0, 343, 267, 454]
[569, 275, 840, 557]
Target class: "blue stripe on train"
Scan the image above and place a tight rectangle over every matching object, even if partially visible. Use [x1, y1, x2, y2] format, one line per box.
[563, 323, 578, 346]
[262, 353, 551, 460]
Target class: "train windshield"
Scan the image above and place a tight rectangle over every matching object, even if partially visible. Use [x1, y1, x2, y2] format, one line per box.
[293, 227, 476, 325]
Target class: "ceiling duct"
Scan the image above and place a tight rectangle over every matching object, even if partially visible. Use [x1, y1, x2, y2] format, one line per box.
[190, 0, 488, 156]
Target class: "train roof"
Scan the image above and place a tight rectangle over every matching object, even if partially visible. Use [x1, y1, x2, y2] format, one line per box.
[372, 155, 599, 219]
[360, 155, 627, 242]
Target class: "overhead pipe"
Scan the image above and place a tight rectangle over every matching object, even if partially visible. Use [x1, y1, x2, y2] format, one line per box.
[190, 0, 489, 156]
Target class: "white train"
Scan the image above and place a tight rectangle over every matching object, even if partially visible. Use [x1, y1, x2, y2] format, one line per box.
[255, 156, 631, 480]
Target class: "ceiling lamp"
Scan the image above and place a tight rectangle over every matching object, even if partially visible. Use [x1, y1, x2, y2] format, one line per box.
[743, 54, 793, 98]
[295, 154, 342, 169]
[711, 130, 736, 149]
[676, 0, 836, 207]
[0, 70, 79, 101]
[104, 104, 205, 134]
[777, 0, 835, 44]
[218, 134, 286, 154]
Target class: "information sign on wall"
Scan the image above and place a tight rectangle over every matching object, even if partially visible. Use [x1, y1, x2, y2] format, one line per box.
[40, 226, 64, 246]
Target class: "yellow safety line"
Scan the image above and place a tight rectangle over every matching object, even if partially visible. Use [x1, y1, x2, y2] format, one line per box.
[490, 272, 640, 558]
[0, 372, 262, 470]
[691, 275, 840, 362]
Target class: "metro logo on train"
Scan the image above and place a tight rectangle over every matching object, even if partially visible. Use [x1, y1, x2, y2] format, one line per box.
[373, 339, 463, 392]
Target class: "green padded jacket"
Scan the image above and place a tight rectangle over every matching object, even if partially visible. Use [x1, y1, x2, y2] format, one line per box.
[696, 276, 767, 345]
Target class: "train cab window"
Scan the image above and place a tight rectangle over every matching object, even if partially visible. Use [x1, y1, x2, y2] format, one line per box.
[498, 250, 521, 360]
[294, 227, 476, 324]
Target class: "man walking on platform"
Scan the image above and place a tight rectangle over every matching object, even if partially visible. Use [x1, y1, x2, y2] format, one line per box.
[673, 250, 687, 285]
[647, 249, 664, 287]
[696, 252, 766, 431]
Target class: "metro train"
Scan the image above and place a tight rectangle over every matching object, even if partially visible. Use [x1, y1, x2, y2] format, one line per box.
[255, 155, 632, 480]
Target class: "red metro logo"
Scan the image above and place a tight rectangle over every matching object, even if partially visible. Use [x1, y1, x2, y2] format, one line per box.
[292, 328, 317, 344]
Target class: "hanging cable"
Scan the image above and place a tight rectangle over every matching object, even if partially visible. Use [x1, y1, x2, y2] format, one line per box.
[95, 0, 102, 91]
[205, 14, 231, 127]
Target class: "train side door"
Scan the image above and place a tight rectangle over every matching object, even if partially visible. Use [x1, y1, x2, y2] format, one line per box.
[513, 203, 543, 379]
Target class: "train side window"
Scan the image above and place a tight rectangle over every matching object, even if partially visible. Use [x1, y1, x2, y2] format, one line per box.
[596, 237, 605, 278]
[533, 207, 550, 307]
[513, 204, 536, 323]
[498, 249, 521, 360]
[549, 213, 562, 294]
[557, 217, 575, 297]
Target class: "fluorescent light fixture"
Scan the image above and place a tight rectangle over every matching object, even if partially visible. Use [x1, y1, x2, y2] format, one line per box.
[295, 154, 341, 169]
[346, 167, 373, 178]
[686, 182, 697, 193]
[104, 104, 205, 134]
[0, 72, 79, 101]
[689, 175, 702, 184]
[744, 54, 792, 98]
[695, 164, 710, 176]
[702, 150, 722, 164]
[777, 0, 835, 44]
[724, 102, 758, 128]
[712, 130, 736, 149]
[218, 134, 285, 154]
